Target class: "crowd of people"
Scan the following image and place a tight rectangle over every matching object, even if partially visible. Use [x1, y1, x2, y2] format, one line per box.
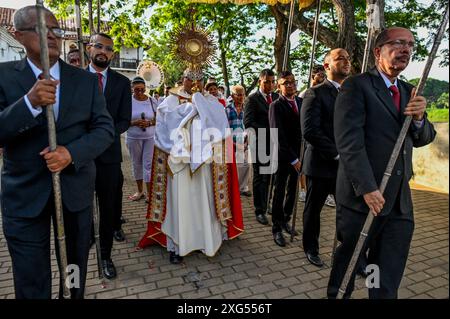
[0, 5, 437, 300]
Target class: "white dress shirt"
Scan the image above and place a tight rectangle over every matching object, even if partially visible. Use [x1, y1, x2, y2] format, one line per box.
[378, 68, 424, 128]
[24, 58, 61, 120]
[88, 63, 108, 92]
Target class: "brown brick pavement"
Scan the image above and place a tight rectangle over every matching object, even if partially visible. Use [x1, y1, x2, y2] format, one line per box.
[0, 140, 448, 299]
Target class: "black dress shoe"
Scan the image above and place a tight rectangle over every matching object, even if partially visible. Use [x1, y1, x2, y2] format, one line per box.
[113, 229, 126, 242]
[306, 252, 324, 268]
[282, 223, 299, 236]
[256, 214, 269, 225]
[102, 259, 117, 279]
[240, 191, 252, 197]
[169, 252, 184, 264]
[273, 232, 286, 247]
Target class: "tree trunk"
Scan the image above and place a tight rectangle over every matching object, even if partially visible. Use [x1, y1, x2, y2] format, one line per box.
[271, 6, 298, 73]
[275, 1, 367, 72]
[365, 0, 385, 69]
[217, 29, 230, 97]
[88, 0, 94, 36]
[97, 0, 101, 33]
[271, 6, 288, 73]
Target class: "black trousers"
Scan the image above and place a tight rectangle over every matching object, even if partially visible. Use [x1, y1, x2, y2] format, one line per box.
[327, 202, 414, 299]
[252, 162, 271, 216]
[3, 197, 92, 299]
[271, 162, 299, 233]
[302, 175, 336, 254]
[95, 163, 123, 260]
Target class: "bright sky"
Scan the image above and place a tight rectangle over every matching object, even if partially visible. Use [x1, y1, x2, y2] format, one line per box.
[5, 0, 449, 82]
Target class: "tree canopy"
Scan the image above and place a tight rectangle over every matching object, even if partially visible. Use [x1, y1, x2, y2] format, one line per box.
[46, 0, 449, 93]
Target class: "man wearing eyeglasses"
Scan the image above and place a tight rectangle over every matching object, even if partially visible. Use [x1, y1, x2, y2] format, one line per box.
[0, 6, 114, 298]
[243, 69, 279, 226]
[268, 71, 302, 248]
[86, 33, 132, 280]
[328, 27, 436, 299]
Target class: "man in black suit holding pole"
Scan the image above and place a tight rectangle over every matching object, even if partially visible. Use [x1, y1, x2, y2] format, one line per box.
[327, 27, 436, 299]
[86, 33, 131, 279]
[0, 6, 114, 298]
[300, 48, 351, 267]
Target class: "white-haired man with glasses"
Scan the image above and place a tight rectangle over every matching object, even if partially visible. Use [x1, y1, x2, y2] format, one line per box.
[328, 27, 436, 299]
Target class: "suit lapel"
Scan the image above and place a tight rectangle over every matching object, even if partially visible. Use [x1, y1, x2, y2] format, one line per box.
[324, 79, 338, 99]
[280, 95, 300, 119]
[369, 68, 400, 123]
[255, 91, 267, 109]
[56, 60, 75, 128]
[104, 68, 115, 98]
[15, 58, 36, 95]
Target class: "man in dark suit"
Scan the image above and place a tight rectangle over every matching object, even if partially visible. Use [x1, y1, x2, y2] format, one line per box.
[86, 33, 132, 279]
[268, 71, 302, 247]
[244, 69, 279, 225]
[300, 48, 351, 267]
[327, 27, 436, 299]
[0, 6, 114, 299]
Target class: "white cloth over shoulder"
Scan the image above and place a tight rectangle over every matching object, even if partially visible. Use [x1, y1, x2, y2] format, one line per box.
[155, 91, 232, 257]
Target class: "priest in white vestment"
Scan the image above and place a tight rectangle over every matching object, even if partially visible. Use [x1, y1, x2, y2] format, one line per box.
[138, 71, 244, 264]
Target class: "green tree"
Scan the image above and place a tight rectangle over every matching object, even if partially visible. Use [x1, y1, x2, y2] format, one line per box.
[434, 92, 449, 109]
[409, 78, 450, 105]
[46, 0, 449, 91]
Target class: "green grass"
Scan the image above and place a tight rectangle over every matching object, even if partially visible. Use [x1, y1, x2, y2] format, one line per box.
[426, 108, 449, 123]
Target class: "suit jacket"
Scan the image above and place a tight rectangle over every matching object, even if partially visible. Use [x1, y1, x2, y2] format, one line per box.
[243, 90, 279, 164]
[93, 68, 131, 164]
[334, 68, 436, 216]
[301, 79, 339, 178]
[0, 58, 115, 218]
[268, 95, 302, 164]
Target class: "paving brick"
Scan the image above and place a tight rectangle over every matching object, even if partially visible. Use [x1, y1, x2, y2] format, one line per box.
[168, 283, 197, 295]
[289, 282, 317, 294]
[265, 287, 293, 299]
[127, 282, 157, 295]
[0, 143, 447, 300]
[408, 282, 434, 294]
[156, 277, 185, 288]
[138, 288, 169, 299]
[209, 282, 238, 295]
[297, 271, 322, 283]
[223, 288, 253, 299]
[426, 287, 449, 299]
[96, 288, 127, 299]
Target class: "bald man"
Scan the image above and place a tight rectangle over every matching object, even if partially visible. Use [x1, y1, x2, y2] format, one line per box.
[0, 5, 114, 298]
[328, 27, 436, 299]
[300, 48, 351, 267]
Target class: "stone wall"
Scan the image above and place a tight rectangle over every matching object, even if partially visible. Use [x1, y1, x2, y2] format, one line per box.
[412, 122, 449, 193]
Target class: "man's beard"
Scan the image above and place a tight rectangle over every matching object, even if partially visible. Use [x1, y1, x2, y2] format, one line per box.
[92, 54, 111, 68]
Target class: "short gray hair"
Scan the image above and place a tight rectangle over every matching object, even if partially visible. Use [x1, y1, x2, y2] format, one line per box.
[13, 5, 54, 31]
[231, 85, 245, 95]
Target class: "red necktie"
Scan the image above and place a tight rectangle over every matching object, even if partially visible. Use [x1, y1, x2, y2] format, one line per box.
[97, 72, 104, 94]
[266, 94, 272, 105]
[389, 85, 400, 112]
[288, 99, 299, 115]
